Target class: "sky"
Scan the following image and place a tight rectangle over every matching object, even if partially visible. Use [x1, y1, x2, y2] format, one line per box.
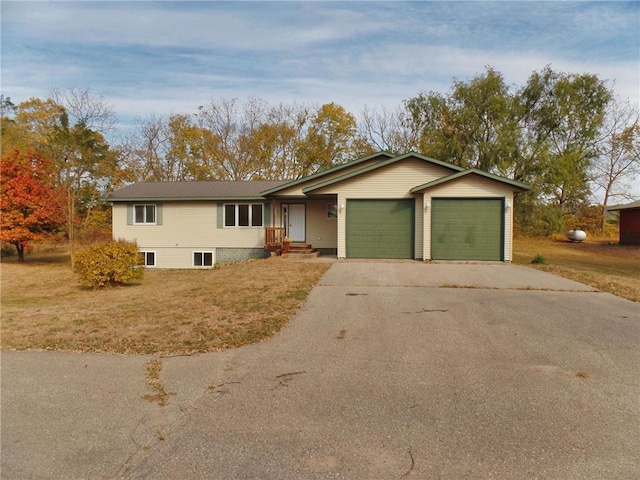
[1, 0, 639, 141]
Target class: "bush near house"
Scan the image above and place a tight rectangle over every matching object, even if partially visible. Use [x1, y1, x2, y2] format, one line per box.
[73, 240, 144, 289]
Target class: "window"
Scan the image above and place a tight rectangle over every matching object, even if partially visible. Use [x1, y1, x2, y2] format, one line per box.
[224, 203, 263, 227]
[139, 251, 156, 267]
[193, 251, 214, 267]
[327, 204, 338, 219]
[134, 204, 156, 224]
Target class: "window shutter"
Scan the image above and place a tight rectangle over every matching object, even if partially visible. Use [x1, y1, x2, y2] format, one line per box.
[156, 203, 163, 225]
[264, 202, 271, 227]
[217, 202, 224, 228]
[127, 204, 133, 225]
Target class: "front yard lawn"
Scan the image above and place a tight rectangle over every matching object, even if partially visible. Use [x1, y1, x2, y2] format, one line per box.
[513, 237, 640, 302]
[1, 255, 330, 354]
[3, 237, 638, 356]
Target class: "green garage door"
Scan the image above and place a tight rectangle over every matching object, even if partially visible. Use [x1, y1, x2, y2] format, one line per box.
[346, 199, 414, 258]
[431, 199, 504, 261]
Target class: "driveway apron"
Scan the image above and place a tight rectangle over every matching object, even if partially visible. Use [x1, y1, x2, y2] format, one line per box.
[2, 263, 639, 479]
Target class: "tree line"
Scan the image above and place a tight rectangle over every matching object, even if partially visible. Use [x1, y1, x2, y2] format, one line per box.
[2, 66, 639, 261]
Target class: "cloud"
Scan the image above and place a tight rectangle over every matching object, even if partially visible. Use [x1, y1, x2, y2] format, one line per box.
[2, 0, 638, 140]
[3, 2, 388, 52]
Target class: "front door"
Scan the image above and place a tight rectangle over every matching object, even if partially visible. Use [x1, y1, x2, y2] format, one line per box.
[282, 204, 306, 242]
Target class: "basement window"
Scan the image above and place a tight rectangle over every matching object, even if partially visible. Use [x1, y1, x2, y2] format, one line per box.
[193, 251, 214, 267]
[139, 251, 156, 267]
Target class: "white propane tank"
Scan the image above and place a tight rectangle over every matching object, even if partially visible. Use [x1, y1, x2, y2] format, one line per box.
[567, 229, 587, 242]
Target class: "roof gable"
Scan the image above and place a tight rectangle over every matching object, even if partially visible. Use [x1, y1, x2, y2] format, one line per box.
[260, 151, 395, 196]
[302, 152, 463, 194]
[409, 168, 531, 193]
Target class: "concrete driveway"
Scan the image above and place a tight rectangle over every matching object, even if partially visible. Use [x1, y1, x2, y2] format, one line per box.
[2, 263, 639, 479]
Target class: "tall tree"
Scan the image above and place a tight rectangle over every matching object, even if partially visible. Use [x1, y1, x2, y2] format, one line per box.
[590, 98, 640, 230]
[1, 149, 65, 262]
[297, 102, 359, 175]
[404, 91, 450, 159]
[518, 67, 611, 210]
[405, 66, 613, 235]
[406, 67, 519, 173]
[357, 106, 419, 154]
[122, 114, 171, 181]
[196, 97, 267, 180]
[48, 110, 118, 248]
[10, 97, 63, 151]
[6, 95, 122, 251]
[248, 115, 303, 179]
[51, 88, 116, 134]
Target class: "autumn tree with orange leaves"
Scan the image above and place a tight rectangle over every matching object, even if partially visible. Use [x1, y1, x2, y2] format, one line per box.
[1, 149, 65, 262]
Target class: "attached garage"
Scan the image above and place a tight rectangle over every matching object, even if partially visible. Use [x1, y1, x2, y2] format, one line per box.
[346, 199, 414, 258]
[431, 198, 504, 261]
[299, 154, 530, 261]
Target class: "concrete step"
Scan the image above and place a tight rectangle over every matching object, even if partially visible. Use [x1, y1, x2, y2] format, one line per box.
[283, 251, 322, 259]
[286, 248, 315, 254]
[281, 242, 320, 258]
[288, 243, 313, 249]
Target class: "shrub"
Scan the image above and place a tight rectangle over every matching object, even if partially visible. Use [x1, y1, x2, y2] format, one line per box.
[1, 243, 15, 257]
[531, 254, 546, 264]
[73, 240, 144, 289]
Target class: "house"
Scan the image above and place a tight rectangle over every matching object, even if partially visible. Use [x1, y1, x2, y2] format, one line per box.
[607, 200, 640, 245]
[108, 151, 530, 267]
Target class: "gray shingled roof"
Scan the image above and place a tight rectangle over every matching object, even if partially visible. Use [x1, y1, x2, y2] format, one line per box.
[108, 181, 289, 201]
[607, 200, 640, 211]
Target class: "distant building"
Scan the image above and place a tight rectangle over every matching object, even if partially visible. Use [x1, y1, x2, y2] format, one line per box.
[608, 200, 640, 245]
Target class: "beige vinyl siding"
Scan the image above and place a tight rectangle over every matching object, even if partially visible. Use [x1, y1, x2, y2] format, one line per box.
[139, 248, 215, 269]
[304, 200, 338, 249]
[415, 195, 424, 259]
[273, 157, 386, 196]
[310, 159, 451, 259]
[113, 201, 266, 268]
[272, 199, 337, 249]
[311, 159, 454, 198]
[421, 176, 514, 261]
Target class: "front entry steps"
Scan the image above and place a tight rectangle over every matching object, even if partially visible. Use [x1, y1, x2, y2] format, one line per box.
[283, 243, 321, 259]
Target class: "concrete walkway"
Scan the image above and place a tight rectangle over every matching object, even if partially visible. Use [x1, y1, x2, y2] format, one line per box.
[2, 263, 638, 479]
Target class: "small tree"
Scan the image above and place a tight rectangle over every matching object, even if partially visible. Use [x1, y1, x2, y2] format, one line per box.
[73, 240, 144, 289]
[0, 149, 65, 262]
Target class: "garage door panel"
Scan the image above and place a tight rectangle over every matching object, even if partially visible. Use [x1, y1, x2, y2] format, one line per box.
[347, 199, 414, 259]
[432, 199, 503, 261]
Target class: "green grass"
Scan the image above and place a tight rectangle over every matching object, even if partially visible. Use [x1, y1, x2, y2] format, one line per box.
[513, 237, 640, 302]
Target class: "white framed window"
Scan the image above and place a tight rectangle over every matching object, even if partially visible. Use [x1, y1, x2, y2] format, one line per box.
[134, 204, 156, 224]
[139, 251, 156, 267]
[224, 203, 263, 227]
[193, 251, 214, 267]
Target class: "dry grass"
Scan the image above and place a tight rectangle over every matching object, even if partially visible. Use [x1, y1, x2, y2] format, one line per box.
[4, 237, 637, 355]
[142, 360, 174, 406]
[513, 237, 640, 302]
[1, 253, 330, 354]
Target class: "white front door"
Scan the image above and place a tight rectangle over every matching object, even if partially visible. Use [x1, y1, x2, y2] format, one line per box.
[283, 204, 306, 242]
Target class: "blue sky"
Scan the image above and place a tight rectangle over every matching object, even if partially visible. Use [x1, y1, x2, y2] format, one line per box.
[1, 1, 639, 138]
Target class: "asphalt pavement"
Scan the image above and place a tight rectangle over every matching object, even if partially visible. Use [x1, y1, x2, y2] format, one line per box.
[2, 262, 639, 479]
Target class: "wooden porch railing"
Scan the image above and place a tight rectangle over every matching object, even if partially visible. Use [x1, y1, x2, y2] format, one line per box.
[264, 227, 286, 248]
